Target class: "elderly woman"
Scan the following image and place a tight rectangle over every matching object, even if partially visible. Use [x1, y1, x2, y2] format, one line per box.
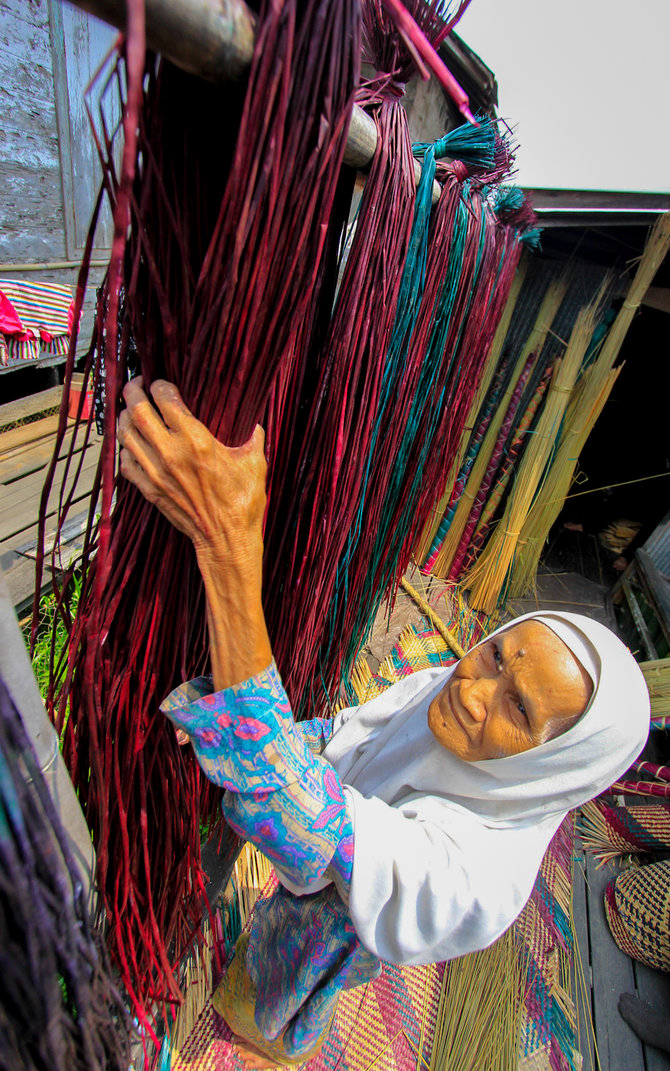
[118, 379, 649, 1067]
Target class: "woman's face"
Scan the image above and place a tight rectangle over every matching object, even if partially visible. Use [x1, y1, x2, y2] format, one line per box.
[427, 620, 593, 761]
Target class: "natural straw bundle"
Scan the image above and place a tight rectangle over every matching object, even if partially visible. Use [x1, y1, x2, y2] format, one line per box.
[642, 658, 670, 728]
[423, 929, 523, 1071]
[509, 281, 617, 596]
[466, 297, 598, 614]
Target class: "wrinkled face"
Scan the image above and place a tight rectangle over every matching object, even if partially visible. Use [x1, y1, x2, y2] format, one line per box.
[427, 621, 593, 761]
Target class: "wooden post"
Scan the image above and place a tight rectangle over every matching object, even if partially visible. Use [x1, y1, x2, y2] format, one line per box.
[0, 568, 96, 902]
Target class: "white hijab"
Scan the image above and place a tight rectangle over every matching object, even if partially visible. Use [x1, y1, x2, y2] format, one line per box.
[294, 611, 649, 965]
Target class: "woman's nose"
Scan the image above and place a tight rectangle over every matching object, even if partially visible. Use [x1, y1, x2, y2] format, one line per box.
[458, 677, 495, 722]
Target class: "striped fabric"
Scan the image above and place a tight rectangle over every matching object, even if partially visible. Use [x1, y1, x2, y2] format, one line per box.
[0, 279, 73, 363]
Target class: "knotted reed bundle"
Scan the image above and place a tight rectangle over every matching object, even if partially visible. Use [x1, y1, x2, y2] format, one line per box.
[36, 0, 361, 1018]
[580, 798, 670, 866]
[424, 275, 568, 579]
[0, 678, 131, 1071]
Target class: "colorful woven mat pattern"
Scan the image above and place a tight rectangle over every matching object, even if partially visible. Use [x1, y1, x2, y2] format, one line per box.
[172, 944, 444, 1071]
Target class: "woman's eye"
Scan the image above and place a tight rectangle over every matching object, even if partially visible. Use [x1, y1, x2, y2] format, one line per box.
[492, 643, 502, 665]
[517, 701, 527, 720]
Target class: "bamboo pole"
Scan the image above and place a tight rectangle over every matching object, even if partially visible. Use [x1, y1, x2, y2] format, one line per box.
[71, 0, 444, 200]
[400, 578, 466, 658]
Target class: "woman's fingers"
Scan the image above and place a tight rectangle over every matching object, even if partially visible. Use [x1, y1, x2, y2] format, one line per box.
[122, 377, 170, 449]
[150, 379, 193, 432]
[117, 410, 166, 488]
[119, 446, 193, 536]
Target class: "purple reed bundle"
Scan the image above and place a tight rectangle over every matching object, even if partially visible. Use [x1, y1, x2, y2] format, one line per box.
[0, 677, 132, 1071]
[263, 0, 466, 711]
[35, 0, 360, 1021]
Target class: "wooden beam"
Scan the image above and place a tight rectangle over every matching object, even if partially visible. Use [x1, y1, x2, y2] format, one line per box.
[70, 0, 443, 202]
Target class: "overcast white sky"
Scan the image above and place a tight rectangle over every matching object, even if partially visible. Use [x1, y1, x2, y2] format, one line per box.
[457, 0, 670, 193]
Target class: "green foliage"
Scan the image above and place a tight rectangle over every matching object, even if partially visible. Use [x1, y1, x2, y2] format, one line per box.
[27, 574, 81, 704]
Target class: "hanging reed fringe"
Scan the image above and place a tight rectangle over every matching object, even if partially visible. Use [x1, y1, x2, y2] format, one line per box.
[0, 678, 132, 1071]
[35, 0, 540, 1024]
[415, 256, 528, 565]
[36, 0, 361, 1022]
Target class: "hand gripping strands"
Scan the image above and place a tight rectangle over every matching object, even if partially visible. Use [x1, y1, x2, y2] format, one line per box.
[0, 678, 132, 1071]
[35, 0, 360, 1022]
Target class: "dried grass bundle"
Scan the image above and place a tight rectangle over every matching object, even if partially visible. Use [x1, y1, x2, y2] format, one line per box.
[459, 365, 552, 574]
[642, 657, 670, 727]
[421, 929, 523, 1071]
[509, 282, 617, 597]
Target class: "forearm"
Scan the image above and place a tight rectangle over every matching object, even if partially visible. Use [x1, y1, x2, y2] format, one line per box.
[196, 539, 272, 691]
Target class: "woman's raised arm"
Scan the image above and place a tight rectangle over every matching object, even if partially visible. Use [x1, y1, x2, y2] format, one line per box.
[117, 378, 272, 689]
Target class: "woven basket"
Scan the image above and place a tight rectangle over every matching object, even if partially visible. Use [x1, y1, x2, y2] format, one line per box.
[604, 860, 670, 972]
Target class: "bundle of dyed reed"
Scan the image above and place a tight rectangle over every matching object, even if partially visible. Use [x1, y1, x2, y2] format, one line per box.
[415, 256, 528, 564]
[459, 364, 552, 574]
[36, 0, 361, 1020]
[425, 275, 568, 579]
[611, 760, 670, 798]
[0, 677, 131, 1071]
[466, 295, 599, 614]
[331, 174, 537, 696]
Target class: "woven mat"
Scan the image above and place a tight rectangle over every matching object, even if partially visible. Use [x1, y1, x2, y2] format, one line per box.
[174, 624, 580, 1071]
[172, 955, 444, 1071]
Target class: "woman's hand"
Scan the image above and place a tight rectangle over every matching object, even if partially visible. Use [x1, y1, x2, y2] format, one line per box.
[117, 378, 266, 571]
[118, 378, 273, 689]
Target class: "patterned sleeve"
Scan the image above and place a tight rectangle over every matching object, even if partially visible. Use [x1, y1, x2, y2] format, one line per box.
[161, 665, 352, 895]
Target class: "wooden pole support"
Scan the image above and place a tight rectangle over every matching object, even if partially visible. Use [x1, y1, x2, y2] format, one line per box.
[400, 577, 466, 659]
[71, 0, 443, 203]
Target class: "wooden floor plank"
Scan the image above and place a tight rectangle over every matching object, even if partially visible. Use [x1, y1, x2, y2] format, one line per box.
[0, 423, 85, 484]
[585, 853, 645, 1071]
[0, 385, 62, 428]
[633, 961, 670, 1070]
[0, 443, 100, 543]
[0, 413, 61, 454]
